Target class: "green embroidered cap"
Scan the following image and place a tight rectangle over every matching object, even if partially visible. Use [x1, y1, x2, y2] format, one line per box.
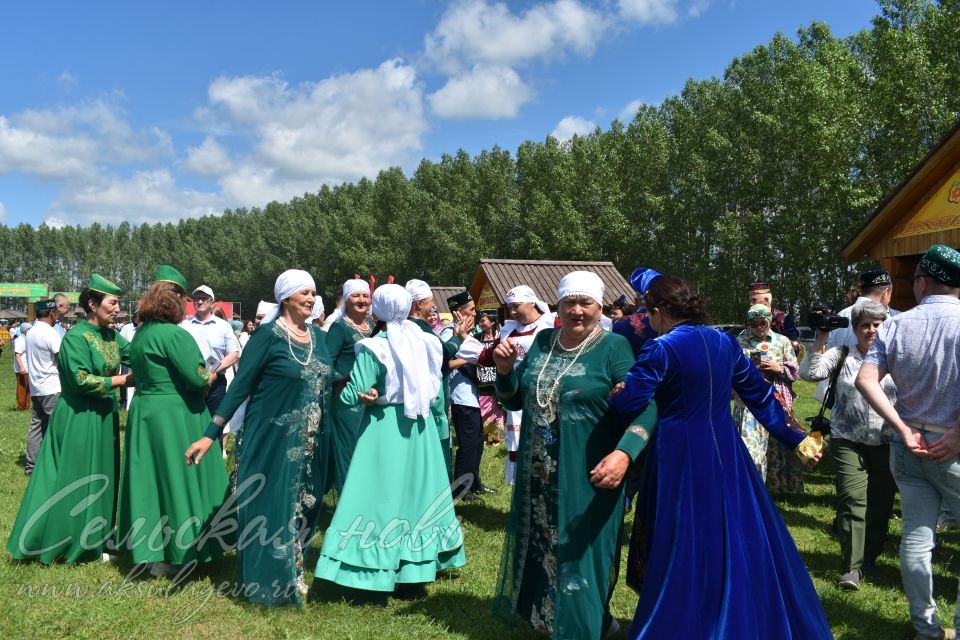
[920, 244, 960, 287]
[154, 264, 188, 292]
[88, 273, 122, 296]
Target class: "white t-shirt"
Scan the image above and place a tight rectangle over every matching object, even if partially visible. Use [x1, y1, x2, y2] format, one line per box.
[25, 321, 62, 396]
[179, 315, 239, 371]
[13, 335, 26, 373]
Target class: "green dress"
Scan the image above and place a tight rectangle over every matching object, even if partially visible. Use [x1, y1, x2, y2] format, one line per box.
[7, 319, 130, 564]
[411, 317, 462, 477]
[493, 329, 657, 639]
[207, 320, 333, 607]
[326, 316, 375, 491]
[315, 333, 466, 590]
[116, 321, 229, 565]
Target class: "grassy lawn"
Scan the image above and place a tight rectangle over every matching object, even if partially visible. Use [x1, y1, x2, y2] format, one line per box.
[1, 344, 958, 639]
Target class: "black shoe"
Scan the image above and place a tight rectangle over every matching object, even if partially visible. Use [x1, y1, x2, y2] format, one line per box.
[477, 485, 497, 494]
[459, 492, 481, 502]
[838, 569, 861, 591]
[860, 561, 880, 580]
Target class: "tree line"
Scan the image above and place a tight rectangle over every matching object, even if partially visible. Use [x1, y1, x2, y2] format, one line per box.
[1, 0, 958, 322]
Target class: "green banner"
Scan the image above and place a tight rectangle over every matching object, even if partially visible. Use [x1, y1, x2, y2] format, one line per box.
[0, 283, 48, 298]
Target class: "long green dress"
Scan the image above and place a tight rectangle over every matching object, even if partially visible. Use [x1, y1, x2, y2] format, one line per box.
[116, 321, 229, 565]
[325, 316, 375, 491]
[493, 329, 657, 640]
[411, 317, 462, 477]
[314, 332, 466, 590]
[7, 319, 130, 564]
[206, 320, 333, 607]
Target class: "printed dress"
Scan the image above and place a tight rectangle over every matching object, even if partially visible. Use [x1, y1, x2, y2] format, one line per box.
[208, 320, 333, 607]
[733, 330, 804, 494]
[7, 319, 130, 563]
[493, 329, 656, 640]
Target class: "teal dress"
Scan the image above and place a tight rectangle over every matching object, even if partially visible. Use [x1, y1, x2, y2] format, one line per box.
[117, 321, 229, 565]
[207, 320, 333, 607]
[493, 329, 657, 639]
[325, 316, 375, 491]
[315, 333, 466, 590]
[7, 319, 129, 563]
[411, 317, 462, 477]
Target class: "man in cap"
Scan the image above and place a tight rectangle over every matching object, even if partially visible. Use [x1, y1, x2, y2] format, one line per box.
[23, 299, 63, 476]
[13, 321, 31, 410]
[180, 284, 239, 416]
[856, 244, 960, 640]
[748, 281, 800, 344]
[406, 279, 475, 482]
[827, 269, 899, 351]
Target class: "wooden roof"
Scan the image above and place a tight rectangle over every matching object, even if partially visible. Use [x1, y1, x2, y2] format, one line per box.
[430, 286, 466, 314]
[468, 259, 633, 307]
[844, 120, 960, 261]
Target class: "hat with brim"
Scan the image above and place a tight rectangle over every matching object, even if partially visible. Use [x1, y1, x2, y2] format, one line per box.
[747, 304, 772, 321]
[920, 244, 960, 287]
[447, 290, 472, 312]
[155, 265, 189, 293]
[88, 273, 122, 296]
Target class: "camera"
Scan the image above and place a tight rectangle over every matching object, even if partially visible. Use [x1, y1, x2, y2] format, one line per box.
[807, 303, 849, 332]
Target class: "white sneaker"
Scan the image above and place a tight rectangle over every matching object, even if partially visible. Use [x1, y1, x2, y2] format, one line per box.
[101, 553, 117, 563]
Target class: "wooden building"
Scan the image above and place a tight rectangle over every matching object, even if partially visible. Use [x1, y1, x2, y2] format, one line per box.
[844, 122, 960, 310]
[468, 258, 633, 311]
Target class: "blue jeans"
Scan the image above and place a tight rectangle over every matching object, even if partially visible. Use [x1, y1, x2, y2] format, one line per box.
[891, 431, 960, 635]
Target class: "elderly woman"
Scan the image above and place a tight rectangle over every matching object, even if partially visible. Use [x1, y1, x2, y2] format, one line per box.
[325, 278, 375, 491]
[800, 299, 897, 590]
[734, 303, 804, 494]
[7, 275, 132, 564]
[491, 271, 657, 640]
[186, 269, 333, 606]
[118, 266, 229, 576]
[315, 284, 465, 592]
[608, 271, 829, 639]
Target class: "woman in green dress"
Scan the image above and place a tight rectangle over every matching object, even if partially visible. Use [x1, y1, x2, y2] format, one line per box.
[7, 275, 132, 564]
[186, 269, 333, 607]
[116, 266, 229, 575]
[314, 283, 466, 592]
[325, 278, 375, 491]
[491, 271, 658, 640]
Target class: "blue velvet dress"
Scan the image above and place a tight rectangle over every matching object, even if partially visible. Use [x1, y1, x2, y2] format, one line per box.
[608, 323, 831, 639]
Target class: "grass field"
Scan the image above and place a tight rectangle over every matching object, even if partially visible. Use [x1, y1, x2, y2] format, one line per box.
[1, 345, 958, 639]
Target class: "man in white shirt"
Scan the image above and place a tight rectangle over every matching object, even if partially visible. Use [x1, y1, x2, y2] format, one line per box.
[53, 293, 71, 337]
[13, 321, 30, 411]
[24, 300, 62, 476]
[180, 285, 239, 415]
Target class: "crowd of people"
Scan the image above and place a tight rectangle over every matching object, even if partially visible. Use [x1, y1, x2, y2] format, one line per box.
[4, 242, 960, 640]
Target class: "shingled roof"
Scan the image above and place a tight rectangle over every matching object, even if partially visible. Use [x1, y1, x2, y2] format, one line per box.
[468, 259, 633, 307]
[430, 286, 467, 314]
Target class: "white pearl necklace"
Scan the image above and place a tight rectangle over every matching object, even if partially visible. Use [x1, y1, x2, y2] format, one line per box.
[279, 319, 313, 366]
[534, 327, 601, 420]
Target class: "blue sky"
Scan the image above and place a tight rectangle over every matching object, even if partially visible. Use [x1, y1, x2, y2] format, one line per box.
[0, 0, 881, 228]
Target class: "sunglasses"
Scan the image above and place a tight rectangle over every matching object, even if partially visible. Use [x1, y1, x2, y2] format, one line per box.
[749, 320, 768, 327]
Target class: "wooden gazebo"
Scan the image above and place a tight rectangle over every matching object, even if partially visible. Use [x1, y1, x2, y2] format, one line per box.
[844, 121, 960, 310]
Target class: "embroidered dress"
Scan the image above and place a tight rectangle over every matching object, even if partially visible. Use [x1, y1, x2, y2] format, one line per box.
[411, 317, 464, 477]
[206, 320, 333, 607]
[493, 329, 656, 640]
[315, 332, 466, 590]
[325, 316, 375, 491]
[733, 330, 804, 494]
[116, 321, 228, 565]
[477, 332, 506, 443]
[7, 319, 130, 563]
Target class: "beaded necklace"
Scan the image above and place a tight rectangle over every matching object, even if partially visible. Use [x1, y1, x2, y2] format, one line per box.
[534, 327, 601, 423]
[278, 318, 313, 366]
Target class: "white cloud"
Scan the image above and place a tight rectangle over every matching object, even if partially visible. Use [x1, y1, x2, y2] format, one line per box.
[551, 115, 596, 142]
[618, 0, 679, 24]
[0, 201, 6, 221]
[47, 169, 221, 226]
[202, 59, 427, 197]
[688, 0, 710, 18]
[429, 65, 534, 119]
[183, 136, 232, 177]
[424, 0, 608, 74]
[43, 216, 67, 229]
[618, 98, 647, 122]
[0, 115, 98, 178]
[58, 70, 78, 92]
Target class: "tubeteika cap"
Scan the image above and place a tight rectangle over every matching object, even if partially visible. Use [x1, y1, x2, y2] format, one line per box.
[858, 269, 892, 288]
[919, 244, 960, 287]
[447, 290, 472, 312]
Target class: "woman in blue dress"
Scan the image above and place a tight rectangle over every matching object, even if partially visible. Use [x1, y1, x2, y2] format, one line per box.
[608, 269, 831, 639]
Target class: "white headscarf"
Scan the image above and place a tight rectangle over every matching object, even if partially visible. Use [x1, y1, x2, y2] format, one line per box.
[504, 285, 550, 314]
[557, 271, 605, 306]
[371, 284, 441, 419]
[343, 278, 370, 299]
[256, 300, 277, 319]
[309, 296, 325, 322]
[264, 269, 316, 324]
[405, 279, 433, 302]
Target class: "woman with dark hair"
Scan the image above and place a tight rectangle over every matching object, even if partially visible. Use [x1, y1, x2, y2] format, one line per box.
[117, 265, 229, 576]
[7, 274, 132, 564]
[185, 269, 334, 607]
[608, 269, 830, 639]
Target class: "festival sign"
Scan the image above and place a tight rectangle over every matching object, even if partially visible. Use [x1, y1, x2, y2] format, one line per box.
[0, 283, 48, 298]
[477, 283, 499, 310]
[893, 168, 960, 239]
